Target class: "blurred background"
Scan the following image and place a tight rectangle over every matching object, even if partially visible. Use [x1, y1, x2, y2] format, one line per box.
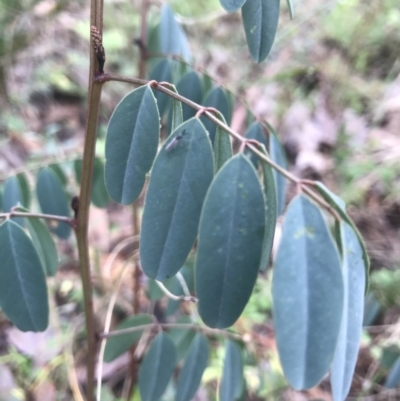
[0, 0, 400, 400]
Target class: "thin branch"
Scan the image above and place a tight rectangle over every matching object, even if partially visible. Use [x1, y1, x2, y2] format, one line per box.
[101, 322, 242, 341]
[176, 272, 191, 297]
[155, 280, 198, 303]
[0, 211, 73, 224]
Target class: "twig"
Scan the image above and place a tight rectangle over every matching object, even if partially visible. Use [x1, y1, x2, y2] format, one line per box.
[0, 210, 73, 224]
[155, 280, 198, 303]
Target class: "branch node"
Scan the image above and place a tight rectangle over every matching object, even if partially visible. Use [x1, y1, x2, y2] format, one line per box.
[91, 26, 106, 74]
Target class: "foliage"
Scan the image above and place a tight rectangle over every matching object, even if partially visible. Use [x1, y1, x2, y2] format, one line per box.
[0, 0, 377, 401]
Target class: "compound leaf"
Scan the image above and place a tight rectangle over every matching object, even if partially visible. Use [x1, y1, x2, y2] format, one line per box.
[36, 168, 71, 239]
[220, 340, 243, 401]
[140, 118, 214, 281]
[272, 195, 344, 390]
[241, 0, 280, 63]
[176, 333, 209, 401]
[330, 222, 365, 401]
[196, 154, 265, 328]
[139, 332, 177, 401]
[105, 85, 160, 205]
[0, 220, 49, 332]
[104, 314, 153, 362]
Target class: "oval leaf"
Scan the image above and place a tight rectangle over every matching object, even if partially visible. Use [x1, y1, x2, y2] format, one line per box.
[140, 118, 214, 281]
[241, 0, 280, 63]
[104, 314, 153, 362]
[220, 0, 247, 12]
[169, 316, 197, 362]
[2, 176, 24, 226]
[0, 220, 49, 332]
[330, 222, 365, 401]
[105, 85, 160, 205]
[244, 121, 268, 168]
[196, 154, 265, 328]
[176, 333, 209, 401]
[16, 173, 31, 209]
[272, 195, 344, 390]
[160, 5, 191, 61]
[36, 168, 71, 239]
[259, 146, 277, 271]
[149, 59, 173, 118]
[138, 332, 177, 401]
[200, 87, 232, 144]
[26, 217, 58, 277]
[269, 131, 287, 216]
[212, 114, 232, 173]
[220, 340, 243, 401]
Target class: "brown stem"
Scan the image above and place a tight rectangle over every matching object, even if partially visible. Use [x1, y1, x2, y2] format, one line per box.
[0, 211, 73, 224]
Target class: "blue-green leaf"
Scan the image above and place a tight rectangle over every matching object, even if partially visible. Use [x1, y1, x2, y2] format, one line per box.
[200, 87, 232, 144]
[220, 0, 247, 12]
[0, 220, 49, 332]
[105, 85, 160, 205]
[139, 332, 177, 401]
[169, 316, 197, 362]
[220, 340, 243, 401]
[149, 59, 173, 118]
[196, 154, 265, 328]
[160, 5, 191, 61]
[259, 146, 277, 271]
[331, 222, 365, 401]
[36, 168, 71, 239]
[241, 0, 280, 63]
[16, 173, 31, 209]
[104, 314, 153, 362]
[272, 195, 344, 390]
[176, 333, 209, 401]
[26, 217, 58, 277]
[140, 118, 214, 281]
[385, 357, 400, 389]
[168, 85, 184, 133]
[363, 293, 381, 327]
[269, 131, 287, 216]
[212, 114, 232, 173]
[49, 163, 67, 186]
[2, 176, 24, 226]
[313, 181, 370, 287]
[244, 121, 268, 168]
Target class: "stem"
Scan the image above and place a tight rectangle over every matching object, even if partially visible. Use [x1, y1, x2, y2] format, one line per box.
[101, 322, 243, 341]
[0, 211, 73, 224]
[77, 0, 104, 399]
[155, 280, 198, 302]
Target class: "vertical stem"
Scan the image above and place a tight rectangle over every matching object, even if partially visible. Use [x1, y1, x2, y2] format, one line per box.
[76, 0, 104, 400]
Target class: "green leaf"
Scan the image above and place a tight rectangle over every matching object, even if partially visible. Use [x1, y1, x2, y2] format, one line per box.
[168, 85, 184, 134]
[2, 176, 24, 226]
[140, 118, 214, 281]
[269, 131, 287, 216]
[26, 217, 58, 277]
[149, 59, 173, 118]
[363, 293, 381, 326]
[272, 195, 344, 390]
[220, 340, 243, 401]
[286, 0, 294, 19]
[105, 85, 160, 205]
[169, 316, 196, 361]
[259, 146, 277, 271]
[0, 220, 49, 332]
[220, 0, 247, 12]
[138, 332, 177, 401]
[330, 222, 366, 401]
[176, 333, 209, 401]
[75, 158, 109, 208]
[313, 181, 370, 287]
[196, 154, 265, 328]
[104, 314, 153, 362]
[173, 72, 202, 124]
[200, 87, 232, 144]
[16, 173, 31, 209]
[160, 5, 191, 61]
[241, 0, 280, 63]
[212, 114, 232, 173]
[36, 168, 71, 239]
[49, 163, 67, 186]
[385, 357, 400, 389]
[244, 121, 268, 168]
